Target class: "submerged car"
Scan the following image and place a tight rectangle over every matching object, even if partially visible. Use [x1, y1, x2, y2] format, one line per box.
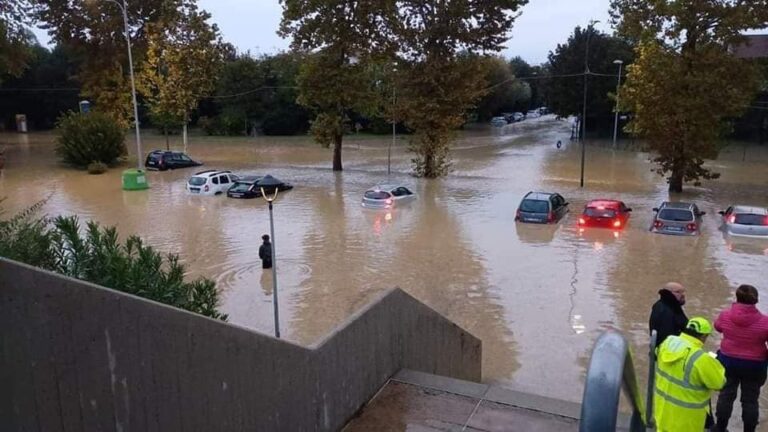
[650, 201, 704, 236]
[491, 116, 507, 127]
[515, 191, 569, 224]
[577, 199, 632, 230]
[719, 205, 768, 238]
[226, 175, 293, 199]
[187, 170, 238, 195]
[145, 150, 202, 171]
[361, 185, 416, 209]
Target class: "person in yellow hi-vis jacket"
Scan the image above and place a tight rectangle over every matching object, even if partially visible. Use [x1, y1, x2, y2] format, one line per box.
[654, 317, 726, 432]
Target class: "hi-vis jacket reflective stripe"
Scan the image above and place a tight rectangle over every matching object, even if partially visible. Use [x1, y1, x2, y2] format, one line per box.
[654, 333, 726, 432]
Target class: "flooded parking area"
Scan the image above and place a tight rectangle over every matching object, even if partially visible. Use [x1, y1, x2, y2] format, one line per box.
[2, 117, 767, 413]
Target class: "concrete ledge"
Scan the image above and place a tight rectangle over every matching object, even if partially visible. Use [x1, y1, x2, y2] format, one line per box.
[0, 258, 482, 432]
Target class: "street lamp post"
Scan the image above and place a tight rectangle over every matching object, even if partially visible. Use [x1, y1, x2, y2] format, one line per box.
[107, 0, 143, 170]
[260, 175, 283, 338]
[580, 20, 599, 188]
[389, 64, 397, 176]
[612, 59, 624, 149]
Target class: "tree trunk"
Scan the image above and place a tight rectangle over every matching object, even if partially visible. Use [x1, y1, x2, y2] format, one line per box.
[424, 152, 435, 178]
[332, 133, 343, 171]
[668, 171, 683, 193]
[182, 122, 188, 154]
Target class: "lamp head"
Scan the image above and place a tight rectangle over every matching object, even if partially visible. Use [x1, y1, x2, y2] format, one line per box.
[613, 59, 624, 65]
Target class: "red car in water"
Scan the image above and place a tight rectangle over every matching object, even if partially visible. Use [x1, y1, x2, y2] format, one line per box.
[577, 199, 632, 230]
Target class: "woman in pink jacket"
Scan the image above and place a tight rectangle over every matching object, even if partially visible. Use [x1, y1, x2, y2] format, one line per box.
[714, 285, 768, 432]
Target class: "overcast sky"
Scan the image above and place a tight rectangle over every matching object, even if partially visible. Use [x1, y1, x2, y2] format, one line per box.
[33, 0, 616, 65]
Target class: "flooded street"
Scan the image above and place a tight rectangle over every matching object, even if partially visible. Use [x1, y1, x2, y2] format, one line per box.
[2, 117, 768, 415]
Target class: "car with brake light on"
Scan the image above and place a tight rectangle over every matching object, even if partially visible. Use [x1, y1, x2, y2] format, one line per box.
[361, 185, 416, 209]
[186, 170, 238, 195]
[577, 199, 632, 230]
[650, 201, 704, 236]
[145, 150, 202, 171]
[515, 191, 569, 224]
[718, 205, 768, 238]
[226, 175, 293, 199]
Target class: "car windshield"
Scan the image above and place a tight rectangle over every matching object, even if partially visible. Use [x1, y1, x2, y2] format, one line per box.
[585, 207, 616, 218]
[230, 182, 252, 192]
[364, 190, 391, 200]
[149, 154, 162, 161]
[188, 177, 206, 186]
[519, 199, 549, 213]
[734, 213, 768, 226]
[659, 209, 693, 222]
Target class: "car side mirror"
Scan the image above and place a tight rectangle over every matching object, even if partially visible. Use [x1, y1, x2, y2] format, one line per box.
[717, 211, 725, 215]
[652, 208, 659, 212]
[564, 202, 570, 206]
[626, 208, 633, 212]
[699, 211, 706, 216]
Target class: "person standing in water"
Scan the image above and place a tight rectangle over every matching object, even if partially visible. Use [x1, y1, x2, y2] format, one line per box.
[259, 234, 273, 269]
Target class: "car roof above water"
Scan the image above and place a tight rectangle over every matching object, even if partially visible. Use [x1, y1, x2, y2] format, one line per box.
[585, 199, 622, 208]
[660, 201, 695, 209]
[523, 191, 556, 201]
[732, 205, 768, 215]
[192, 169, 231, 178]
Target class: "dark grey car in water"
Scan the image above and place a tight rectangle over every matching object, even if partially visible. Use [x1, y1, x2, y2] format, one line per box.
[650, 201, 705, 236]
[515, 191, 569, 224]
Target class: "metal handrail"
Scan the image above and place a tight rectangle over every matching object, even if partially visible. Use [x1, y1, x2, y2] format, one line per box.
[646, 330, 658, 429]
[579, 330, 646, 432]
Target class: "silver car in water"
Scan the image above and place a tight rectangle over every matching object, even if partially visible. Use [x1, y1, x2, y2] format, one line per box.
[650, 201, 705, 236]
[361, 185, 416, 209]
[719, 205, 768, 238]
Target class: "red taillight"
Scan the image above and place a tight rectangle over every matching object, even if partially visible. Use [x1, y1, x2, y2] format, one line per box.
[686, 223, 697, 231]
[578, 217, 586, 225]
[204, 185, 209, 192]
[613, 219, 621, 228]
[515, 209, 521, 220]
[385, 198, 393, 205]
[653, 220, 663, 229]
[547, 212, 554, 222]
[727, 215, 736, 224]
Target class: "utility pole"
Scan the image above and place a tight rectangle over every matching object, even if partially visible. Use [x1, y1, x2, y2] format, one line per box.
[612, 60, 624, 149]
[580, 20, 599, 188]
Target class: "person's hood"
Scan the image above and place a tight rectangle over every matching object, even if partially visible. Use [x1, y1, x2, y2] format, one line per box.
[658, 334, 702, 365]
[728, 303, 762, 327]
[658, 289, 683, 310]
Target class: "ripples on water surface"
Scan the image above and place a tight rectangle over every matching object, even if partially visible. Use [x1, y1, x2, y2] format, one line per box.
[2, 117, 767, 414]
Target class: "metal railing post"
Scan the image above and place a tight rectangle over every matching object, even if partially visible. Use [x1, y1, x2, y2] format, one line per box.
[580, 330, 647, 432]
[646, 330, 658, 429]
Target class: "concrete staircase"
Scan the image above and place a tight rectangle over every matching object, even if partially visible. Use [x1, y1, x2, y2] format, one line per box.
[344, 370, 633, 431]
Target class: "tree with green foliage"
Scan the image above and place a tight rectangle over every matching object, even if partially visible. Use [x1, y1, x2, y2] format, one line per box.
[475, 56, 531, 122]
[0, 0, 35, 82]
[0, 199, 226, 320]
[611, 0, 768, 192]
[390, 0, 528, 177]
[546, 25, 633, 135]
[55, 111, 126, 168]
[0, 45, 81, 129]
[138, 3, 225, 152]
[279, 0, 385, 171]
[212, 52, 310, 136]
[36, 0, 184, 126]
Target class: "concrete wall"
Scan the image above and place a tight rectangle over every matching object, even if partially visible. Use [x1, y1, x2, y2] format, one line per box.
[0, 258, 481, 432]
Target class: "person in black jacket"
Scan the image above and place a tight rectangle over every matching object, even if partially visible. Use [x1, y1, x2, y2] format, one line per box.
[649, 282, 688, 347]
[258, 234, 273, 269]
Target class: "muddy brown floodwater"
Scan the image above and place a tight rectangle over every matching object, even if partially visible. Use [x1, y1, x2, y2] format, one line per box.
[2, 117, 768, 426]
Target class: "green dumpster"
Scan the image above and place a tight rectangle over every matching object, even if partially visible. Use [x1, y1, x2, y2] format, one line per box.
[122, 169, 149, 191]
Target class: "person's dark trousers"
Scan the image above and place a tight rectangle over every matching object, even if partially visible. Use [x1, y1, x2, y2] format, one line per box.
[714, 358, 768, 432]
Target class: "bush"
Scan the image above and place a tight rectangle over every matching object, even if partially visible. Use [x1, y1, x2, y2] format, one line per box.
[199, 113, 246, 136]
[55, 111, 127, 168]
[87, 161, 108, 174]
[0, 200, 227, 320]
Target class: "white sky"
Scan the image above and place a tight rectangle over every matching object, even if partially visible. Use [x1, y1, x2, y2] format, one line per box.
[32, 0, 616, 65]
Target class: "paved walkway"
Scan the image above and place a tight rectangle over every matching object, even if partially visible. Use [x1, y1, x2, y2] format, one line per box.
[343, 370, 580, 431]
